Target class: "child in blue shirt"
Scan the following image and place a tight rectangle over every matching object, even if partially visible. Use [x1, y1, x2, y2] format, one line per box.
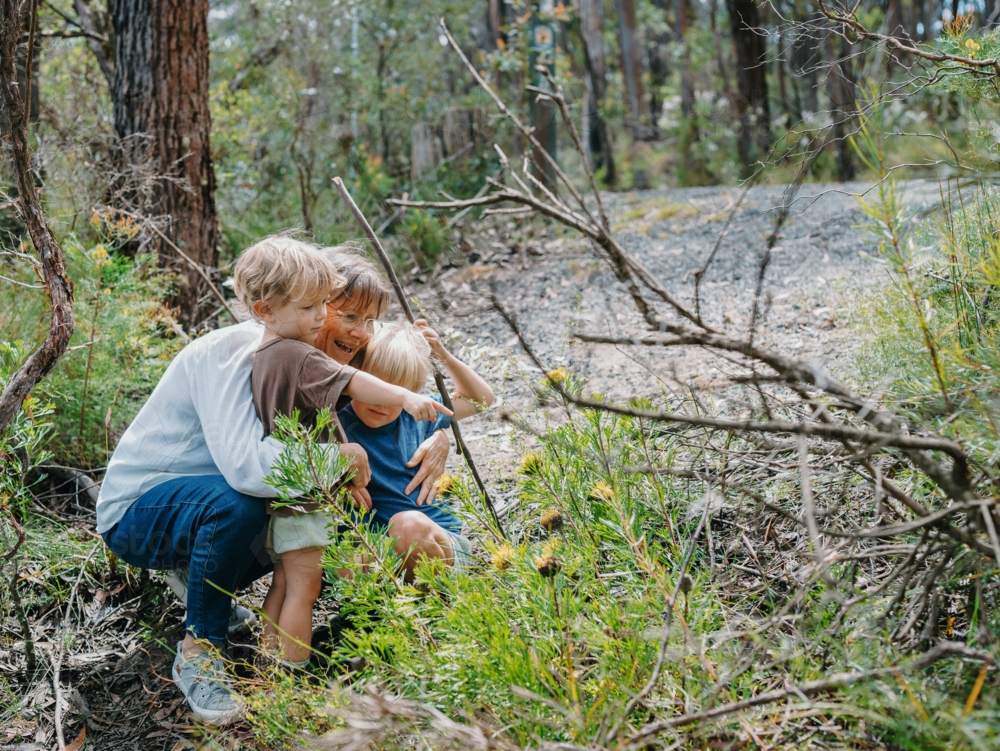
[339, 320, 494, 579]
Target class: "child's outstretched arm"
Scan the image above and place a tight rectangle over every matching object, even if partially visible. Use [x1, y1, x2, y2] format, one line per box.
[345, 371, 452, 422]
[415, 320, 494, 420]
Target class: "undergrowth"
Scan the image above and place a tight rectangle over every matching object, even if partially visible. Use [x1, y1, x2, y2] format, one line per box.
[0, 235, 180, 469]
[244, 402, 999, 749]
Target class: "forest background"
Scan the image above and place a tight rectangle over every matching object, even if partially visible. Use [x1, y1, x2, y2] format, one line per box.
[2, 0, 1000, 749]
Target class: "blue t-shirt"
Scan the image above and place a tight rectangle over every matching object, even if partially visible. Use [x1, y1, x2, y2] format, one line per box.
[338, 401, 461, 534]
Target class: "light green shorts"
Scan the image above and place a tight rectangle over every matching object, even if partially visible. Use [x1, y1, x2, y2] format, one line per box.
[266, 511, 337, 562]
[445, 529, 474, 573]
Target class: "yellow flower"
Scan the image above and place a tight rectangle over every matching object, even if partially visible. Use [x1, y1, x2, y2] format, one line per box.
[544, 367, 568, 385]
[966, 38, 981, 57]
[518, 451, 544, 476]
[590, 481, 614, 501]
[433, 473, 457, 496]
[491, 543, 514, 571]
[91, 244, 109, 267]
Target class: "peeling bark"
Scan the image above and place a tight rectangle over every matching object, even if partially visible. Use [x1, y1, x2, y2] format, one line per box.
[112, 0, 219, 327]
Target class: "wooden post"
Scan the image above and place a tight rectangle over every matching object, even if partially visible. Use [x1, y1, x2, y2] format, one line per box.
[410, 122, 441, 182]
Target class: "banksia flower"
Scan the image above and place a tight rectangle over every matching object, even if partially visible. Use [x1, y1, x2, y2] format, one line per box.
[540, 508, 564, 533]
[544, 367, 569, 385]
[518, 452, 544, 476]
[491, 543, 514, 571]
[433, 473, 457, 496]
[534, 551, 561, 578]
[590, 481, 614, 501]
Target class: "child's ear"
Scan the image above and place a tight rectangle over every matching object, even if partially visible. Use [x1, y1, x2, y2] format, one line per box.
[252, 300, 274, 321]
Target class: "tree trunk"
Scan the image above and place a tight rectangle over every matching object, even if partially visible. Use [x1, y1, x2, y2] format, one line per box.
[112, 0, 219, 328]
[614, 0, 649, 140]
[74, 0, 115, 88]
[825, 32, 856, 182]
[790, 26, 818, 116]
[674, 0, 696, 121]
[725, 0, 770, 168]
[578, 0, 616, 185]
[884, 0, 910, 66]
[486, 0, 505, 49]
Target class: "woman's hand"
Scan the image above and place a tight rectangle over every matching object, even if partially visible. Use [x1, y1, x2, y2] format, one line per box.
[340, 443, 372, 511]
[405, 429, 450, 505]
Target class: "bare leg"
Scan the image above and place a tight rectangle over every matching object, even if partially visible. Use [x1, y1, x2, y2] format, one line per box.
[387, 511, 454, 581]
[276, 547, 324, 663]
[261, 561, 286, 650]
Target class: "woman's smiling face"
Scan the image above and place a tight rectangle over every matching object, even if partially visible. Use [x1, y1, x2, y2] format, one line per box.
[316, 295, 374, 364]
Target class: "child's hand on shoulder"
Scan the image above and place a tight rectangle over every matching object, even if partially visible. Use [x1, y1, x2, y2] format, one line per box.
[402, 391, 453, 422]
[414, 319, 449, 359]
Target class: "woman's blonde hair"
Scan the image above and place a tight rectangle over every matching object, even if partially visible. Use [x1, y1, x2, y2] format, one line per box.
[233, 235, 340, 321]
[322, 244, 392, 319]
[362, 321, 432, 393]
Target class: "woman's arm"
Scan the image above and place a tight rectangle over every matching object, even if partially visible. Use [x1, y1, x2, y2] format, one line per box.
[404, 429, 451, 505]
[415, 320, 494, 420]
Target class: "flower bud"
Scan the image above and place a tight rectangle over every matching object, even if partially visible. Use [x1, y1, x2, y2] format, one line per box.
[534, 552, 561, 578]
[540, 508, 564, 532]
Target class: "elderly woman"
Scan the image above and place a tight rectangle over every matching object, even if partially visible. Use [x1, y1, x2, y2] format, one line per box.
[96, 246, 450, 724]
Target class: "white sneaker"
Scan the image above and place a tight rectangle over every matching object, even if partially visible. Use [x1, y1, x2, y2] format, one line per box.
[172, 644, 244, 725]
[164, 569, 258, 637]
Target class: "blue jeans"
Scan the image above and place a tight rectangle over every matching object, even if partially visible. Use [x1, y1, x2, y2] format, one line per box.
[102, 475, 272, 647]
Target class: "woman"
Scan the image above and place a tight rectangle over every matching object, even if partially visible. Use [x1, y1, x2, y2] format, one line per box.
[96, 245, 450, 724]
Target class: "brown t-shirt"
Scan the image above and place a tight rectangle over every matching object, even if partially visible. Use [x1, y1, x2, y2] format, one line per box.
[252, 338, 357, 514]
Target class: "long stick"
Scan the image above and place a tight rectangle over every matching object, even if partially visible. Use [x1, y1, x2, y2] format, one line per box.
[332, 177, 506, 538]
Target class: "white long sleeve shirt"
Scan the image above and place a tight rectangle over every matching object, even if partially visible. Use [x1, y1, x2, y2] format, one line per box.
[96, 322, 283, 533]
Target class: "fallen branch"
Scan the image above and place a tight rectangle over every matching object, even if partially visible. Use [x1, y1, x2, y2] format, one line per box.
[622, 641, 992, 748]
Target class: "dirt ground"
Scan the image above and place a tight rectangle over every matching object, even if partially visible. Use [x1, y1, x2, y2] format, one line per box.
[409, 179, 942, 495]
[4, 180, 943, 750]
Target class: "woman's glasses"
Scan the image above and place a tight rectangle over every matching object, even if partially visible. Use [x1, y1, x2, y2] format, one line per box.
[329, 309, 373, 332]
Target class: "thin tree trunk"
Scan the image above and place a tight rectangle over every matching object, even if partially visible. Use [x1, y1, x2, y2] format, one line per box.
[725, 0, 771, 167]
[486, 0, 505, 49]
[0, 0, 75, 432]
[112, 0, 219, 327]
[709, 0, 734, 104]
[74, 0, 115, 88]
[614, 0, 649, 140]
[825, 31, 856, 182]
[674, 0, 696, 121]
[579, 0, 616, 185]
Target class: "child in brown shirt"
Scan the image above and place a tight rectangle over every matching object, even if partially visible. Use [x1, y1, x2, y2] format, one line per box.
[234, 236, 450, 670]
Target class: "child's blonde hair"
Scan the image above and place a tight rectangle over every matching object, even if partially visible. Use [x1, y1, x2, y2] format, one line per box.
[233, 235, 340, 321]
[362, 321, 432, 393]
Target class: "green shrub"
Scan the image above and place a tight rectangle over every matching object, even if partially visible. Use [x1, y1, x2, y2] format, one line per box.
[247, 401, 999, 749]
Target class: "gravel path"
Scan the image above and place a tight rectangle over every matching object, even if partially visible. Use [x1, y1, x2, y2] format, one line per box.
[401, 180, 943, 493]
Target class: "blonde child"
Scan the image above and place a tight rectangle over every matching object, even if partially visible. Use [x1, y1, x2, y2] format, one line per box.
[338, 321, 494, 580]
